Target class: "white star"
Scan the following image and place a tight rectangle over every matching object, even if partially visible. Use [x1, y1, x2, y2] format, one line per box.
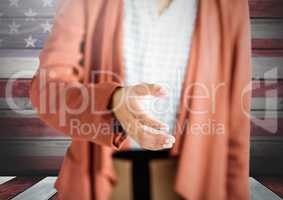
[42, 0, 53, 7]
[9, 0, 20, 7]
[24, 9, 37, 21]
[24, 35, 37, 48]
[9, 20, 21, 34]
[40, 20, 53, 33]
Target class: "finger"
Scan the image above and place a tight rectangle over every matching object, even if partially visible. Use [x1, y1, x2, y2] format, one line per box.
[137, 113, 167, 129]
[136, 126, 175, 151]
[129, 83, 168, 97]
[142, 132, 175, 151]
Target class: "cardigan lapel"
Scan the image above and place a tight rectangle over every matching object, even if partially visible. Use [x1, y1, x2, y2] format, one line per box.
[170, 0, 201, 155]
[84, 1, 126, 199]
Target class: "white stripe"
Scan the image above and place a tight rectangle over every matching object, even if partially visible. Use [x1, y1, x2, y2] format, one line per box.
[252, 19, 283, 39]
[0, 57, 38, 79]
[0, 176, 16, 184]
[252, 57, 283, 80]
[0, 56, 282, 79]
[252, 97, 283, 110]
[250, 178, 282, 200]
[0, 109, 37, 118]
[12, 177, 57, 200]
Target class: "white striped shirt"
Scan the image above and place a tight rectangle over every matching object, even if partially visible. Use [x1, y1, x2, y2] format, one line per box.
[123, 0, 198, 147]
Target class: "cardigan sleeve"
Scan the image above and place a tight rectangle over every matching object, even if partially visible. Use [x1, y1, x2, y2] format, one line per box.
[227, 1, 252, 199]
[29, 0, 127, 149]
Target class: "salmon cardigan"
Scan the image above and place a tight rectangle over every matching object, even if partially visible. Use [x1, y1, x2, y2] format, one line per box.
[29, 0, 252, 199]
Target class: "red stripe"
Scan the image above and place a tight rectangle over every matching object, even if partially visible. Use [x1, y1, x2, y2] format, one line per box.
[0, 177, 44, 200]
[252, 39, 283, 50]
[0, 118, 65, 138]
[253, 50, 283, 57]
[0, 157, 64, 174]
[252, 81, 283, 97]
[249, 0, 283, 17]
[1, 80, 283, 98]
[0, 79, 31, 98]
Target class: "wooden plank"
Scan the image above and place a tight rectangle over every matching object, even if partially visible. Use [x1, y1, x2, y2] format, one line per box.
[250, 178, 282, 200]
[2, 79, 283, 99]
[251, 19, 283, 49]
[0, 49, 40, 57]
[0, 0, 58, 18]
[252, 57, 283, 80]
[0, 98, 33, 109]
[249, 0, 283, 17]
[0, 0, 281, 18]
[0, 56, 282, 79]
[0, 116, 280, 138]
[0, 118, 65, 138]
[3, 79, 283, 110]
[0, 117, 281, 138]
[0, 19, 281, 49]
[0, 110, 283, 137]
[0, 79, 31, 98]
[253, 81, 283, 97]
[252, 39, 283, 50]
[252, 110, 283, 118]
[1, 107, 283, 122]
[251, 97, 283, 110]
[0, 177, 15, 185]
[49, 194, 59, 200]
[0, 157, 64, 175]
[12, 15, 283, 43]
[252, 19, 283, 39]
[253, 50, 283, 57]
[0, 96, 282, 111]
[0, 138, 282, 175]
[0, 136, 277, 158]
[0, 139, 70, 157]
[0, 110, 36, 118]
[0, 57, 38, 79]
[257, 177, 283, 198]
[0, 177, 43, 200]
[1, 80, 283, 110]
[11, 177, 57, 200]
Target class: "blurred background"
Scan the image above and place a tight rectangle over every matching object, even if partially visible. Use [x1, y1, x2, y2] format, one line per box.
[0, 0, 282, 199]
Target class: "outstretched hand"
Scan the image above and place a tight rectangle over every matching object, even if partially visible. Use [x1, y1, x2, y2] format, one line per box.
[111, 83, 175, 150]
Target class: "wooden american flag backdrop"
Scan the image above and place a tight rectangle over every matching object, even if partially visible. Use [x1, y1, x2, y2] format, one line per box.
[0, 0, 282, 177]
